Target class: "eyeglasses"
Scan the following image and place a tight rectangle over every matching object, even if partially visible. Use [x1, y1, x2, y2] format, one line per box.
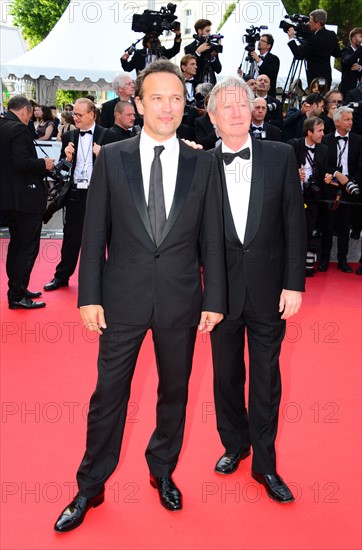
[73, 111, 91, 118]
[259, 39, 269, 44]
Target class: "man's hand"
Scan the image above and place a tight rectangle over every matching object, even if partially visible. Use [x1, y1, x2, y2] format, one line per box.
[93, 143, 101, 157]
[287, 27, 296, 40]
[198, 311, 224, 333]
[80, 305, 107, 334]
[121, 52, 130, 61]
[351, 63, 361, 71]
[324, 173, 339, 186]
[250, 51, 261, 63]
[64, 141, 75, 162]
[181, 139, 203, 149]
[44, 158, 55, 170]
[301, 102, 311, 115]
[334, 171, 348, 185]
[279, 290, 302, 320]
[197, 41, 212, 54]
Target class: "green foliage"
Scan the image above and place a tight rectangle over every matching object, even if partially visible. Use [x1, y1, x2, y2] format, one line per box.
[10, 0, 70, 48]
[55, 90, 86, 110]
[217, 2, 236, 31]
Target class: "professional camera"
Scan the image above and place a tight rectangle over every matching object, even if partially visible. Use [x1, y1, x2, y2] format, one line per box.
[279, 14, 311, 40]
[193, 33, 224, 54]
[267, 102, 278, 113]
[47, 159, 72, 194]
[346, 178, 360, 196]
[132, 3, 180, 35]
[303, 175, 320, 198]
[242, 25, 268, 62]
[347, 102, 359, 109]
[251, 129, 267, 140]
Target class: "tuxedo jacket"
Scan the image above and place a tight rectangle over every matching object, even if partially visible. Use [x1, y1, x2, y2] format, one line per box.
[288, 28, 341, 86]
[288, 138, 329, 184]
[340, 44, 362, 96]
[263, 95, 283, 130]
[259, 51, 280, 99]
[321, 132, 362, 200]
[102, 125, 137, 145]
[194, 112, 218, 150]
[212, 139, 306, 318]
[121, 40, 181, 74]
[0, 112, 47, 213]
[78, 136, 227, 327]
[250, 122, 281, 141]
[184, 40, 222, 85]
[60, 124, 106, 181]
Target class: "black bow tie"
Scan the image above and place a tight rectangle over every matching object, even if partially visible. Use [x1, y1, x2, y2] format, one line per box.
[306, 146, 315, 152]
[80, 130, 92, 136]
[259, 55, 264, 60]
[185, 79, 194, 83]
[222, 148, 250, 165]
[251, 125, 262, 132]
[336, 136, 348, 142]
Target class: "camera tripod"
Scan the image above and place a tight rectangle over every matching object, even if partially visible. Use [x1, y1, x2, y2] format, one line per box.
[238, 49, 258, 79]
[281, 57, 307, 111]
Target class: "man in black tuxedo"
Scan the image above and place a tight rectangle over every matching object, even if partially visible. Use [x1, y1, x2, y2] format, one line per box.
[102, 101, 138, 144]
[0, 96, 54, 309]
[250, 97, 281, 141]
[207, 76, 306, 503]
[340, 28, 362, 96]
[255, 74, 283, 130]
[288, 117, 329, 276]
[184, 18, 222, 85]
[99, 73, 138, 128]
[319, 106, 362, 273]
[250, 34, 280, 98]
[121, 30, 182, 75]
[43, 98, 107, 291]
[282, 93, 325, 142]
[180, 54, 198, 104]
[54, 59, 226, 532]
[287, 9, 341, 88]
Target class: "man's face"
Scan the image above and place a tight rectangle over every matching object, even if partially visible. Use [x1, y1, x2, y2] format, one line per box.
[246, 78, 257, 92]
[308, 16, 318, 32]
[135, 72, 185, 141]
[335, 112, 353, 134]
[309, 123, 325, 144]
[256, 75, 270, 93]
[327, 93, 343, 110]
[119, 78, 135, 100]
[258, 36, 270, 53]
[183, 59, 197, 77]
[115, 105, 136, 130]
[73, 102, 95, 130]
[352, 32, 362, 47]
[198, 25, 211, 37]
[209, 87, 252, 142]
[252, 100, 267, 123]
[311, 100, 325, 116]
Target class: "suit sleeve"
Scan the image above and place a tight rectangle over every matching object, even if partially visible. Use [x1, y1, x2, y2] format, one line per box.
[282, 146, 307, 291]
[162, 38, 181, 59]
[12, 125, 47, 176]
[341, 45, 362, 67]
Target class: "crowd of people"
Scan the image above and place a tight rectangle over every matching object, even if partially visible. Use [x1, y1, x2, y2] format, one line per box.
[0, 10, 361, 532]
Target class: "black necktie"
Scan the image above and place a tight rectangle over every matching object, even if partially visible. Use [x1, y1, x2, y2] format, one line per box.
[148, 145, 166, 246]
[80, 130, 92, 136]
[222, 148, 250, 165]
[336, 136, 348, 142]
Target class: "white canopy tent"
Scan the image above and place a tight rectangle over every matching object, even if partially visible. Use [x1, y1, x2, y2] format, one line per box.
[218, 0, 341, 90]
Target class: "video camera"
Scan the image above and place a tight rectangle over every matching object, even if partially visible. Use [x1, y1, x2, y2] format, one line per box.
[132, 3, 180, 36]
[242, 25, 268, 62]
[279, 14, 311, 40]
[47, 159, 72, 193]
[194, 33, 224, 54]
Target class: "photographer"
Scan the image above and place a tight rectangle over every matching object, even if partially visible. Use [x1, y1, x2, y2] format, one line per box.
[100, 73, 136, 128]
[250, 97, 281, 141]
[255, 74, 283, 129]
[287, 9, 341, 88]
[340, 27, 362, 96]
[121, 30, 182, 74]
[184, 19, 222, 85]
[282, 93, 325, 141]
[319, 106, 362, 273]
[320, 89, 344, 134]
[0, 96, 55, 309]
[288, 117, 329, 276]
[249, 34, 280, 98]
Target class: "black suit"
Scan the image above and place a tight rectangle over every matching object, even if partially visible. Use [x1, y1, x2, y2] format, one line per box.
[52, 125, 106, 283]
[194, 112, 218, 149]
[262, 95, 283, 130]
[258, 52, 280, 99]
[102, 124, 138, 145]
[250, 122, 281, 141]
[320, 132, 362, 263]
[210, 139, 306, 474]
[184, 40, 222, 85]
[121, 40, 181, 74]
[75, 135, 226, 495]
[288, 27, 341, 87]
[0, 111, 47, 302]
[339, 44, 362, 96]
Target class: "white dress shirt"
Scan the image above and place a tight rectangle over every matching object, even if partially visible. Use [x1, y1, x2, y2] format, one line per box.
[74, 123, 96, 189]
[139, 130, 179, 217]
[223, 135, 253, 243]
[335, 131, 350, 175]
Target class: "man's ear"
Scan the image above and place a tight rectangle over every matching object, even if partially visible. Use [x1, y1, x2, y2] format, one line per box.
[208, 111, 216, 126]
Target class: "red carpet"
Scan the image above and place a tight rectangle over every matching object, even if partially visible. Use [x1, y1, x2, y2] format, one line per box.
[1, 240, 361, 549]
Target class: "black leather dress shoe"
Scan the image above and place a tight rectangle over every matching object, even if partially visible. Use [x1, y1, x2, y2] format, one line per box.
[54, 492, 105, 532]
[252, 472, 295, 503]
[9, 297, 46, 310]
[150, 475, 182, 511]
[24, 289, 42, 298]
[214, 450, 251, 474]
[43, 277, 69, 291]
[337, 261, 352, 273]
[318, 262, 329, 272]
[356, 265, 362, 275]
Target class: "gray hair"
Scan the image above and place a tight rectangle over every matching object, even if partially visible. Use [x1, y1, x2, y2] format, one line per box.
[310, 9, 327, 25]
[333, 106, 353, 122]
[112, 72, 132, 92]
[207, 76, 255, 115]
[195, 82, 213, 96]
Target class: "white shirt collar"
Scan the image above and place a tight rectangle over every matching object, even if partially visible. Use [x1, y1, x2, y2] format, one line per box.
[222, 135, 252, 154]
[140, 129, 178, 153]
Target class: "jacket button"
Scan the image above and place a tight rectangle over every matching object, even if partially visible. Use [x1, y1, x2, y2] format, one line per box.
[154, 253, 160, 259]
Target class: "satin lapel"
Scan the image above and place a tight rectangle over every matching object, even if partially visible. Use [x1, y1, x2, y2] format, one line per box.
[158, 140, 196, 247]
[121, 135, 154, 243]
[244, 138, 264, 247]
[213, 142, 241, 246]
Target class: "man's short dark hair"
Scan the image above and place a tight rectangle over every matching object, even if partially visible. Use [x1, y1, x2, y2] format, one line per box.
[303, 116, 324, 136]
[180, 54, 196, 71]
[261, 33, 274, 49]
[349, 27, 362, 42]
[194, 19, 212, 33]
[114, 100, 135, 115]
[305, 93, 324, 106]
[135, 59, 186, 100]
[8, 95, 32, 112]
